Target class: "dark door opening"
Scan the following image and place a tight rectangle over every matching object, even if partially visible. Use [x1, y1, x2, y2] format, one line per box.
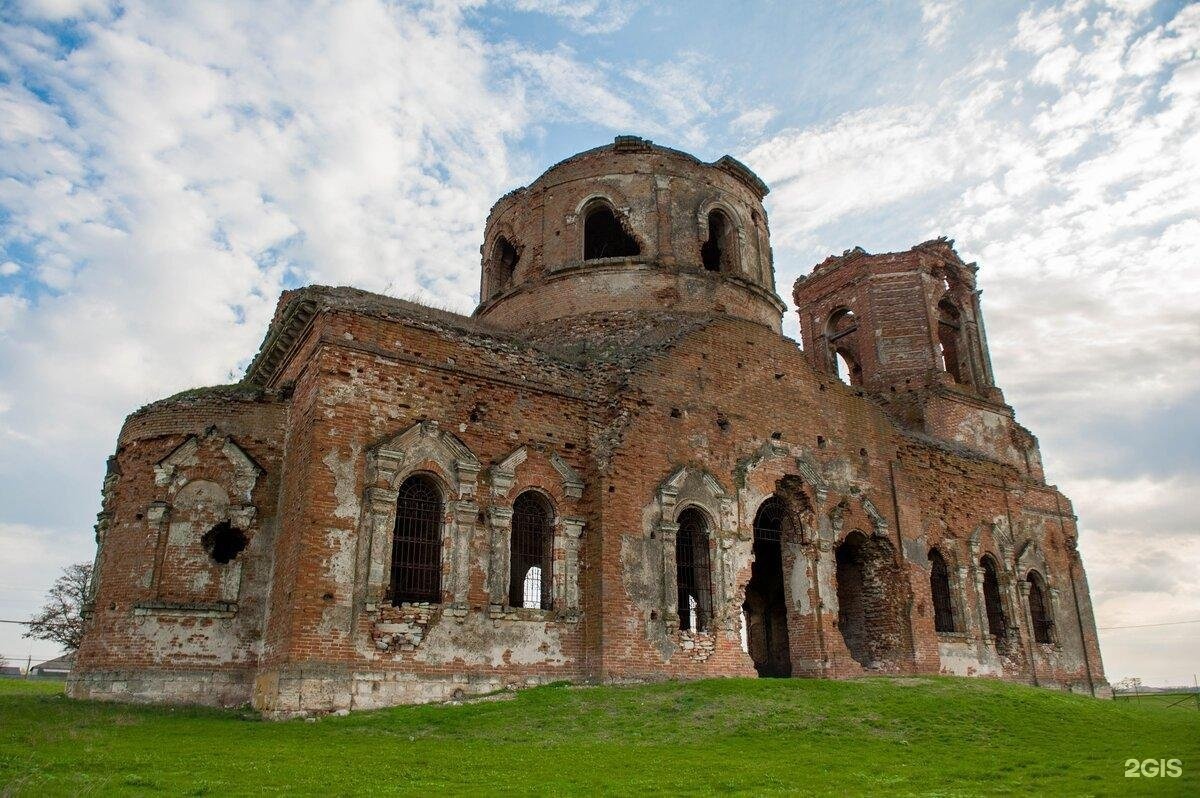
[744, 499, 792, 677]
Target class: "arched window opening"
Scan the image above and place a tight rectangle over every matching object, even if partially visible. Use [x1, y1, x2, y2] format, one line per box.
[391, 475, 443, 605]
[583, 204, 639, 260]
[937, 299, 965, 383]
[490, 236, 519, 298]
[676, 508, 712, 633]
[825, 308, 861, 384]
[835, 349, 862, 386]
[745, 497, 791, 676]
[835, 530, 904, 667]
[510, 491, 553, 610]
[701, 209, 734, 272]
[1027, 570, 1054, 644]
[980, 555, 1007, 645]
[826, 308, 858, 338]
[928, 548, 956, 633]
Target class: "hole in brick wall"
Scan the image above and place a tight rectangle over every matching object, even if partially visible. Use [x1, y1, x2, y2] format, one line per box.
[322, 592, 334, 602]
[650, 610, 659, 621]
[817, 436, 826, 449]
[859, 448, 868, 458]
[565, 443, 576, 450]
[771, 431, 782, 440]
[608, 486, 615, 493]
[818, 383, 826, 392]
[717, 413, 730, 431]
[135, 513, 144, 520]
[202, 522, 248, 565]
[670, 408, 682, 418]
[774, 372, 784, 379]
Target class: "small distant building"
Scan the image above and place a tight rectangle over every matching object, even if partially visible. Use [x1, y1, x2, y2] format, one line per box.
[30, 653, 74, 678]
[0, 665, 23, 678]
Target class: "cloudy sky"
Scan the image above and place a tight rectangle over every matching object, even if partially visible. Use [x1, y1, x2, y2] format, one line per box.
[1, 0, 1196, 683]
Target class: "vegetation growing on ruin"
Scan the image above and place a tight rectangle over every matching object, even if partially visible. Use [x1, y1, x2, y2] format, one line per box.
[1, 676, 1196, 795]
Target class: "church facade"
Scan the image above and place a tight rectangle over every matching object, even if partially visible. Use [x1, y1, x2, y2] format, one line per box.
[69, 136, 1107, 715]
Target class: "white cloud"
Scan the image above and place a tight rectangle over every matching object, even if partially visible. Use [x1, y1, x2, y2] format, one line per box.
[730, 105, 777, 138]
[0, 261, 19, 276]
[504, 0, 643, 34]
[920, 0, 959, 47]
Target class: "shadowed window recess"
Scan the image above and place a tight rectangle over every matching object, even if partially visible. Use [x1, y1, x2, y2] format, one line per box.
[583, 203, 639, 260]
[1026, 570, 1054, 644]
[701, 209, 735, 272]
[980, 555, 1007, 648]
[490, 236, 519, 297]
[928, 548, 956, 633]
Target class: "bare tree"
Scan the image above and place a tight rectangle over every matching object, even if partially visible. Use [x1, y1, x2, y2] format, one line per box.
[24, 562, 91, 651]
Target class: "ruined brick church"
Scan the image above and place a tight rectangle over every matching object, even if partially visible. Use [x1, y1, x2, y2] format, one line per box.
[70, 136, 1107, 715]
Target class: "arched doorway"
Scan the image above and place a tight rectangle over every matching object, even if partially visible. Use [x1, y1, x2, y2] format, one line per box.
[744, 498, 791, 677]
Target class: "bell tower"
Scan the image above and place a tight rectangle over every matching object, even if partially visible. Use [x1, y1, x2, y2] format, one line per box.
[793, 238, 1044, 480]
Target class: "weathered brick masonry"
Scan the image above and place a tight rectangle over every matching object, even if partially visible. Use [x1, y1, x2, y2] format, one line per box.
[70, 137, 1107, 715]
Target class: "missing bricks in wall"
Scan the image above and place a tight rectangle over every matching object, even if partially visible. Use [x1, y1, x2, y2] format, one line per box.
[201, 522, 247, 565]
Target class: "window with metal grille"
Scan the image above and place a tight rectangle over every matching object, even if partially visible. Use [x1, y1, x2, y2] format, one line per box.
[753, 498, 784, 543]
[929, 548, 956, 633]
[1027, 570, 1054, 643]
[390, 475, 443, 605]
[676, 508, 712, 633]
[509, 491, 553, 609]
[980, 555, 1007, 640]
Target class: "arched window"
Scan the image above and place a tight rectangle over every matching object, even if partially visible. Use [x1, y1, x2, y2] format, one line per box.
[509, 491, 553, 609]
[928, 548, 956, 633]
[825, 308, 861, 385]
[676, 508, 712, 633]
[391, 475, 443, 604]
[980, 555, 1007, 643]
[701, 209, 734, 272]
[490, 236, 519, 298]
[583, 203, 639, 260]
[937, 299, 965, 383]
[1027, 570, 1054, 644]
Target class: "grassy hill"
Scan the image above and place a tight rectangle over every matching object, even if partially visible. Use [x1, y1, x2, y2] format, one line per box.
[1, 676, 1196, 795]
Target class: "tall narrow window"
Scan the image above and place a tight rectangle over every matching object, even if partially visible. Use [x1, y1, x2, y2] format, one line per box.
[928, 548, 956, 633]
[583, 204, 639, 260]
[980, 555, 1007, 643]
[391, 475, 443, 604]
[937, 299, 965, 383]
[1027, 570, 1054, 644]
[701, 209, 733, 272]
[509, 491, 553, 609]
[490, 236, 519, 297]
[676, 508, 712, 633]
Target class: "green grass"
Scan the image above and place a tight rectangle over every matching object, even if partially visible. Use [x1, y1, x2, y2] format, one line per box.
[1, 676, 1197, 796]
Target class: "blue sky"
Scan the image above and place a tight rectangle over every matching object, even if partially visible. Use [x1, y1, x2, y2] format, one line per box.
[0, 0, 1197, 683]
